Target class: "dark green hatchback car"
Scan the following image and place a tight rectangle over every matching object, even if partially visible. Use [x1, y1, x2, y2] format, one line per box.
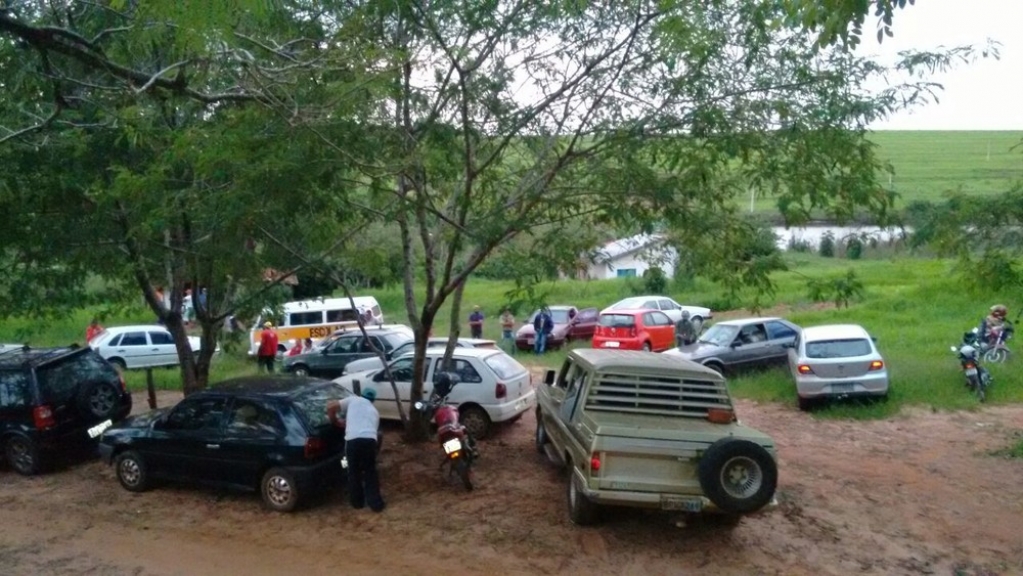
[283, 328, 413, 379]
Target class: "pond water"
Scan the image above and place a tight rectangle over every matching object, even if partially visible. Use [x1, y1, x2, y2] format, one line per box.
[771, 226, 909, 250]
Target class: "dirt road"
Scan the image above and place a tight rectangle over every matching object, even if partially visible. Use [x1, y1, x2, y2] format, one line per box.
[2, 391, 1022, 576]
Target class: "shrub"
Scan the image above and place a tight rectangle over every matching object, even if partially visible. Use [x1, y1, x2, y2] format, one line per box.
[845, 235, 864, 260]
[787, 236, 812, 252]
[643, 266, 668, 294]
[818, 231, 836, 258]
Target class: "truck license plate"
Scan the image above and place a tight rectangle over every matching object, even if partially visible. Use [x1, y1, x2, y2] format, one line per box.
[661, 496, 703, 512]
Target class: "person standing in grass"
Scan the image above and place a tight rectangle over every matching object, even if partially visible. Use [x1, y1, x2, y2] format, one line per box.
[257, 322, 279, 373]
[469, 305, 485, 339]
[534, 307, 554, 354]
[85, 318, 104, 343]
[500, 308, 516, 354]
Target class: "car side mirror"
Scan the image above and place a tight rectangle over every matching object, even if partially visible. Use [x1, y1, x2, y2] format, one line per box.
[543, 369, 556, 386]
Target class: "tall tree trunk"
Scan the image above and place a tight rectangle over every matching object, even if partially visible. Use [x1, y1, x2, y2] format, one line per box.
[441, 279, 466, 370]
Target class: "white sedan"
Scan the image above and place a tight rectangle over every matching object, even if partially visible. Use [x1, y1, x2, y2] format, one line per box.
[89, 325, 211, 370]
[603, 295, 712, 330]
[787, 324, 889, 411]
[334, 347, 534, 439]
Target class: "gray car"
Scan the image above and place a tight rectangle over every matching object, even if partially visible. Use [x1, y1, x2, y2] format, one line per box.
[340, 336, 497, 375]
[663, 317, 800, 375]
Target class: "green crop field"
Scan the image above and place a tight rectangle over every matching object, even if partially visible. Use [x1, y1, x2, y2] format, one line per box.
[748, 130, 1023, 213]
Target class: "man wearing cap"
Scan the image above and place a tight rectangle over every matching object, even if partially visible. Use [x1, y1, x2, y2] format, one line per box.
[328, 388, 385, 512]
[257, 321, 280, 373]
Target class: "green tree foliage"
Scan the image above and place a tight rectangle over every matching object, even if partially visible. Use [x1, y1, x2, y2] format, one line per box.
[642, 267, 668, 295]
[819, 231, 837, 257]
[807, 269, 864, 308]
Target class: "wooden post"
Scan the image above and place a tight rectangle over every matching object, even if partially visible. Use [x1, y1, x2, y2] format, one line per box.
[146, 368, 157, 409]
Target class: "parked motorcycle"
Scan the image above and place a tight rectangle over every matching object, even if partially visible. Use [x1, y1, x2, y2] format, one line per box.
[951, 331, 993, 402]
[982, 318, 1015, 364]
[413, 372, 478, 491]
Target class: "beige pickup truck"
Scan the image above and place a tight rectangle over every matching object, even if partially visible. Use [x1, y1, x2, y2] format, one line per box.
[535, 349, 778, 525]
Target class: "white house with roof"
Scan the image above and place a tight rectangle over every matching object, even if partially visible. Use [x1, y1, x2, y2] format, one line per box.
[581, 233, 677, 280]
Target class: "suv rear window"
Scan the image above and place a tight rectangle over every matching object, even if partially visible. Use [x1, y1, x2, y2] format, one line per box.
[36, 351, 119, 403]
[599, 314, 636, 328]
[292, 384, 352, 429]
[0, 371, 31, 408]
[483, 353, 526, 380]
[805, 339, 872, 359]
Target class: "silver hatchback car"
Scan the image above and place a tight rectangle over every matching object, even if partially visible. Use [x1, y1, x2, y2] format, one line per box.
[787, 324, 889, 411]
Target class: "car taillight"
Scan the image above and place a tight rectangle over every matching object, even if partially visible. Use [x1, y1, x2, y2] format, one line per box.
[589, 454, 601, 472]
[118, 374, 127, 392]
[869, 360, 884, 371]
[33, 405, 56, 430]
[964, 361, 976, 370]
[706, 408, 736, 424]
[304, 437, 326, 460]
[797, 364, 813, 375]
[495, 382, 507, 399]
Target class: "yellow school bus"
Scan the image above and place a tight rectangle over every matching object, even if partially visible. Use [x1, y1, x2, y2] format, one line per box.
[248, 297, 383, 355]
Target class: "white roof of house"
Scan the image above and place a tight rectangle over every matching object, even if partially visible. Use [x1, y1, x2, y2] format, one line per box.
[595, 233, 665, 262]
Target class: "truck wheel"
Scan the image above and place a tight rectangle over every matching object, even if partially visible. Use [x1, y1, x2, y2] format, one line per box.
[697, 438, 777, 514]
[567, 473, 600, 525]
[535, 413, 548, 454]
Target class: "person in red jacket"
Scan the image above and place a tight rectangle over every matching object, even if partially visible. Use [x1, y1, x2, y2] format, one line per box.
[257, 322, 280, 373]
[85, 318, 104, 343]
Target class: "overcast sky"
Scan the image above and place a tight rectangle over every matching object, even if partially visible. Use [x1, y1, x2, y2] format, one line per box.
[866, 0, 1022, 130]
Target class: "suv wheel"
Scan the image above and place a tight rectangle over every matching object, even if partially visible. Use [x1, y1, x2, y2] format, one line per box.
[78, 381, 120, 420]
[567, 472, 600, 525]
[697, 438, 777, 514]
[261, 467, 300, 512]
[459, 406, 491, 440]
[5, 436, 43, 476]
[115, 450, 150, 492]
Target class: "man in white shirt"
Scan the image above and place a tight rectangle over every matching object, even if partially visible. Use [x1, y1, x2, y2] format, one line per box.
[327, 388, 385, 512]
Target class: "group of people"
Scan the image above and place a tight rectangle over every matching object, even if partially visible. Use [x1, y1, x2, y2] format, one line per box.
[485, 306, 559, 355]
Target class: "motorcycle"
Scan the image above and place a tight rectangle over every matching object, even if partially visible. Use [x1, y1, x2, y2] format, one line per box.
[981, 318, 1015, 364]
[951, 331, 993, 402]
[413, 372, 479, 491]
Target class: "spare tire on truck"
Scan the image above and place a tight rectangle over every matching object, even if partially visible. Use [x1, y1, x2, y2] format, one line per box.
[77, 381, 120, 420]
[697, 438, 777, 514]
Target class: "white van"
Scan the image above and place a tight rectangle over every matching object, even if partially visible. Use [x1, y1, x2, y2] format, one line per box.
[248, 296, 384, 355]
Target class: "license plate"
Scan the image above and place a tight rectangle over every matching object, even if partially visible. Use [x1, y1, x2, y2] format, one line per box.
[442, 438, 462, 454]
[603, 341, 620, 348]
[661, 496, 703, 512]
[965, 367, 978, 376]
[87, 419, 112, 438]
[340, 456, 348, 469]
[831, 383, 854, 394]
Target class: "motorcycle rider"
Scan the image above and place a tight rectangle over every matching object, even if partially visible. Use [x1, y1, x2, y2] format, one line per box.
[981, 304, 1008, 345]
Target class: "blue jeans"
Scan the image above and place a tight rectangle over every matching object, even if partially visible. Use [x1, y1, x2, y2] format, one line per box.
[534, 331, 548, 354]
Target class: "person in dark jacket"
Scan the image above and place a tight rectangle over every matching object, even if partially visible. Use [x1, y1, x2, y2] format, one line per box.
[534, 307, 554, 354]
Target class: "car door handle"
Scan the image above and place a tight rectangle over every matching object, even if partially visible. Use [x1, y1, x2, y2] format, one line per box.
[206, 444, 220, 449]
[152, 348, 160, 351]
[117, 349, 126, 353]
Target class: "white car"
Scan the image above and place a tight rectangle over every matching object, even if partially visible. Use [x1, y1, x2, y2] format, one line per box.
[89, 325, 211, 370]
[787, 324, 889, 411]
[603, 295, 712, 331]
[334, 347, 534, 439]
[341, 336, 498, 375]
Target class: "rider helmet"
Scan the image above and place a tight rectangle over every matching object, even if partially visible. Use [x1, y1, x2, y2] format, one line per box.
[991, 304, 1007, 319]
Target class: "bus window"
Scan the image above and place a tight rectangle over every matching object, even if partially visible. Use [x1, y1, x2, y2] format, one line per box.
[327, 309, 360, 323]
[288, 311, 324, 326]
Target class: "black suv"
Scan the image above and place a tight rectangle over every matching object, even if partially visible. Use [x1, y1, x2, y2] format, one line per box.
[283, 328, 413, 378]
[0, 345, 133, 475]
[98, 376, 350, 512]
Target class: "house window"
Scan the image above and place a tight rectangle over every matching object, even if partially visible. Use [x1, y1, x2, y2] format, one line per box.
[616, 269, 637, 278]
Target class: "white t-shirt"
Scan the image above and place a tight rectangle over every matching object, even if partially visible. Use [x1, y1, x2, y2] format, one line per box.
[338, 396, 379, 442]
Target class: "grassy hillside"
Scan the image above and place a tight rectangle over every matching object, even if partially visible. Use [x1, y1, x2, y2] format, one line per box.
[749, 130, 1023, 213]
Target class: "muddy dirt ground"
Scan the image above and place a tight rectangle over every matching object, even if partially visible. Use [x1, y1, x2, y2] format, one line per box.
[2, 387, 1023, 576]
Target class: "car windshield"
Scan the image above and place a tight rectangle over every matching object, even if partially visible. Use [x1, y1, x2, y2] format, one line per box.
[599, 314, 635, 328]
[484, 353, 526, 380]
[291, 384, 352, 429]
[805, 339, 872, 359]
[528, 309, 572, 324]
[609, 298, 643, 310]
[698, 324, 739, 346]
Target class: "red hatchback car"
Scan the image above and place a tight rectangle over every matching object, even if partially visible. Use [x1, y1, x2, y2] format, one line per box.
[591, 309, 676, 352]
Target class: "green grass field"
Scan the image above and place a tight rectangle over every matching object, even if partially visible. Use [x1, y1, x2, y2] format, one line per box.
[748, 130, 1023, 213]
[4, 253, 1020, 419]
